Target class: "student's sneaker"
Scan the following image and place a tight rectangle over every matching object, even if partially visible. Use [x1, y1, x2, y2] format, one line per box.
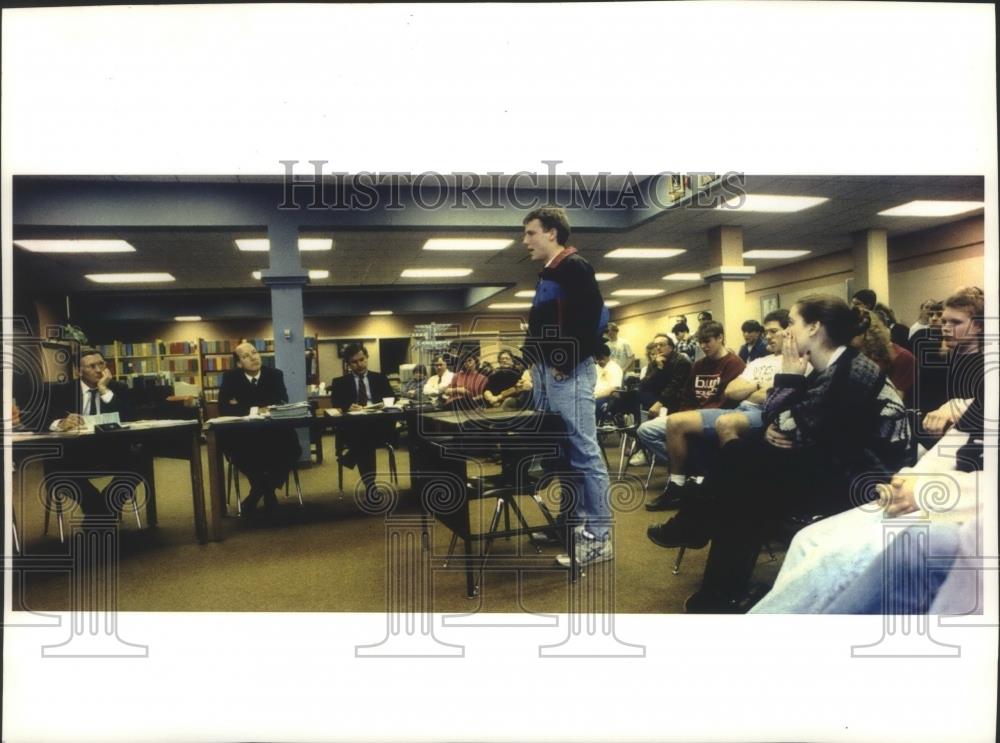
[555, 532, 614, 568]
[628, 450, 648, 466]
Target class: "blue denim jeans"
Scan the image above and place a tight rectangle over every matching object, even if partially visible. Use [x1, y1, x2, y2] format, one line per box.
[532, 359, 611, 539]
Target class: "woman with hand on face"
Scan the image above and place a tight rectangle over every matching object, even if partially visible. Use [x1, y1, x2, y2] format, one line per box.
[661, 294, 911, 613]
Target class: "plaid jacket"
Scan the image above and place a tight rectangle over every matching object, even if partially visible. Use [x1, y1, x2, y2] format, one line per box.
[763, 346, 911, 483]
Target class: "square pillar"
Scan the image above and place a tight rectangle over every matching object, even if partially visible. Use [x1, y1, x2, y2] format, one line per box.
[852, 229, 889, 306]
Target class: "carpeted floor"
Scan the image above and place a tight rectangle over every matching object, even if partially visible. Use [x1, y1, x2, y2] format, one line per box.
[10, 431, 784, 614]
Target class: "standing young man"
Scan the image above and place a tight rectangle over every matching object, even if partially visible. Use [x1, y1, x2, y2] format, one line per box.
[522, 206, 612, 567]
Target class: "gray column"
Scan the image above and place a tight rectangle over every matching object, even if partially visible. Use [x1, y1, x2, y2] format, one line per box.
[263, 220, 307, 404]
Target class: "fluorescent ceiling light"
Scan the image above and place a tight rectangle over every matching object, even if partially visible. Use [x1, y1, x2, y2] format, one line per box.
[594, 272, 618, 281]
[742, 249, 812, 259]
[514, 290, 536, 298]
[235, 238, 334, 251]
[174, 316, 202, 322]
[606, 248, 685, 259]
[308, 270, 330, 279]
[85, 273, 175, 283]
[662, 273, 702, 281]
[488, 302, 533, 310]
[400, 268, 472, 278]
[877, 200, 984, 217]
[718, 194, 828, 212]
[252, 271, 263, 280]
[611, 288, 665, 297]
[604, 300, 621, 308]
[369, 310, 393, 316]
[422, 238, 513, 251]
[15, 239, 136, 253]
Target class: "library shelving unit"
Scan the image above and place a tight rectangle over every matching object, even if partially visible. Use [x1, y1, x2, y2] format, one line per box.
[96, 340, 200, 391]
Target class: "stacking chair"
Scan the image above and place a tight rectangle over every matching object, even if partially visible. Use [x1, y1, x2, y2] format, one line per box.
[43, 475, 143, 542]
[225, 454, 304, 514]
[596, 389, 656, 488]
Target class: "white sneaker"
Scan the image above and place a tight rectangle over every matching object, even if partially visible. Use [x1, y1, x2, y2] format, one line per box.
[556, 534, 614, 568]
[628, 450, 647, 466]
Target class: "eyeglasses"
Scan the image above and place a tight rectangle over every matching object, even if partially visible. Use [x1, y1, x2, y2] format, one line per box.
[763, 328, 783, 336]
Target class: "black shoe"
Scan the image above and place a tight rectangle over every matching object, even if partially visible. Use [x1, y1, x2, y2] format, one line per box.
[646, 514, 709, 549]
[684, 589, 744, 614]
[645, 481, 687, 511]
[240, 490, 262, 515]
[263, 490, 279, 510]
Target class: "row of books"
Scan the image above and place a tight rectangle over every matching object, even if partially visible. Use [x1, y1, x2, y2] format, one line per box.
[121, 359, 157, 374]
[200, 339, 233, 354]
[164, 358, 199, 372]
[164, 340, 198, 355]
[203, 356, 234, 371]
[120, 342, 159, 357]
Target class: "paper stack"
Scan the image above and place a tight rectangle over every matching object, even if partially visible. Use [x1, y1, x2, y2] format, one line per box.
[269, 402, 312, 419]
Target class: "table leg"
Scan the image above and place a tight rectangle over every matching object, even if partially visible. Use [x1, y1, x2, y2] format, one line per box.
[141, 453, 158, 527]
[187, 429, 210, 543]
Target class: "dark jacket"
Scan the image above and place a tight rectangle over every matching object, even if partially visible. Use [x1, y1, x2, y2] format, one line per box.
[738, 337, 769, 363]
[218, 366, 290, 416]
[330, 370, 394, 412]
[639, 352, 691, 412]
[35, 380, 131, 432]
[525, 248, 608, 375]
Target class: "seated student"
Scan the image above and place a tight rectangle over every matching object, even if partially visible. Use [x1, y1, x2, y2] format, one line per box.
[646, 310, 789, 511]
[737, 320, 768, 363]
[908, 298, 941, 340]
[422, 355, 454, 400]
[625, 335, 692, 467]
[851, 288, 877, 311]
[650, 295, 911, 613]
[913, 289, 983, 449]
[400, 364, 428, 401]
[41, 347, 136, 520]
[909, 299, 944, 357]
[443, 352, 487, 409]
[672, 323, 698, 363]
[593, 344, 624, 422]
[330, 342, 395, 493]
[219, 342, 302, 515]
[637, 321, 745, 510]
[751, 395, 982, 614]
[605, 321, 635, 375]
[482, 349, 523, 407]
[851, 307, 916, 405]
[875, 302, 911, 351]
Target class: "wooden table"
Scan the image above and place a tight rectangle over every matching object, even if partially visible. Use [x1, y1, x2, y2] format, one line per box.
[10, 419, 208, 543]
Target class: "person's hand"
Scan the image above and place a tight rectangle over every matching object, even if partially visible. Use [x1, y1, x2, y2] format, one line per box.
[258, 405, 270, 415]
[654, 354, 666, 369]
[882, 475, 920, 518]
[923, 401, 960, 436]
[57, 413, 86, 431]
[648, 401, 663, 416]
[96, 367, 113, 394]
[348, 403, 364, 412]
[764, 423, 795, 449]
[781, 332, 807, 375]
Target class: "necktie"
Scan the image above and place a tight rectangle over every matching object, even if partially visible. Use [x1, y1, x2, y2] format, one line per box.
[87, 388, 99, 415]
[251, 377, 258, 387]
[357, 376, 368, 405]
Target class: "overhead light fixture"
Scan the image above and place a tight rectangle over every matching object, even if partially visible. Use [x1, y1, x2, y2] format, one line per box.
[877, 200, 984, 217]
[611, 288, 665, 297]
[400, 268, 472, 278]
[235, 238, 334, 251]
[85, 273, 175, 283]
[308, 270, 330, 279]
[605, 248, 685, 259]
[370, 310, 393, 316]
[662, 273, 702, 281]
[742, 249, 812, 259]
[594, 272, 619, 281]
[604, 300, 621, 308]
[488, 302, 533, 310]
[717, 194, 828, 212]
[252, 271, 263, 280]
[514, 290, 536, 298]
[174, 316, 202, 322]
[422, 238, 513, 251]
[15, 239, 136, 253]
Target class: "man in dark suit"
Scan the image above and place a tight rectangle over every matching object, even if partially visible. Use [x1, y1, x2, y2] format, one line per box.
[329, 342, 395, 494]
[42, 347, 135, 519]
[218, 341, 301, 514]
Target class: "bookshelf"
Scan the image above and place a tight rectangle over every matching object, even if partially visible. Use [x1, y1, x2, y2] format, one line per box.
[96, 340, 200, 391]
[199, 337, 317, 403]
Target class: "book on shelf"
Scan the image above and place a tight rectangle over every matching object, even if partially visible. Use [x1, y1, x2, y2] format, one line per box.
[202, 356, 234, 371]
[200, 339, 233, 354]
[166, 340, 198, 355]
[120, 341, 158, 357]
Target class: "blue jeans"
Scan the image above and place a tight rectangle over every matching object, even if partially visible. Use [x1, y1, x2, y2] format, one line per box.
[532, 360, 611, 539]
[698, 401, 764, 431]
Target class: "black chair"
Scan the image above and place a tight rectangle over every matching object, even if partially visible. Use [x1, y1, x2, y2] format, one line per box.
[596, 389, 656, 487]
